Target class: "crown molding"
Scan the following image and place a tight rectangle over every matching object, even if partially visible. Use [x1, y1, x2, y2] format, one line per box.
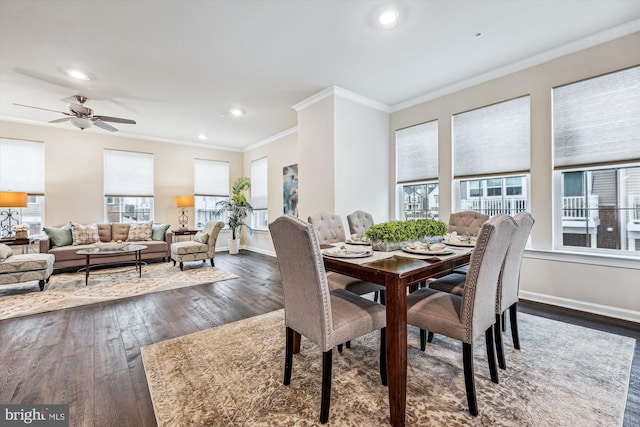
[243, 126, 298, 152]
[292, 85, 390, 113]
[391, 19, 640, 113]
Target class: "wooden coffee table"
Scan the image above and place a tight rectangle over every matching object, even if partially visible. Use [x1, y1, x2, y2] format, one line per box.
[76, 244, 147, 285]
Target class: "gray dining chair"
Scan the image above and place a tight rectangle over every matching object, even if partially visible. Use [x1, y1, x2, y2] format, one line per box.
[429, 212, 535, 369]
[308, 212, 385, 306]
[448, 211, 489, 275]
[346, 210, 375, 236]
[269, 215, 387, 424]
[406, 214, 517, 416]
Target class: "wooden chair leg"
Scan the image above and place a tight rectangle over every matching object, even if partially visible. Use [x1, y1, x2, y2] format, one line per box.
[420, 329, 426, 351]
[427, 331, 434, 343]
[179, 262, 184, 271]
[345, 341, 351, 349]
[337, 344, 343, 353]
[494, 313, 506, 370]
[380, 327, 387, 386]
[38, 279, 45, 291]
[320, 350, 333, 424]
[462, 342, 478, 416]
[380, 290, 386, 305]
[284, 327, 294, 385]
[210, 258, 215, 267]
[373, 291, 379, 302]
[510, 303, 520, 350]
[502, 311, 507, 332]
[172, 260, 176, 266]
[485, 327, 499, 384]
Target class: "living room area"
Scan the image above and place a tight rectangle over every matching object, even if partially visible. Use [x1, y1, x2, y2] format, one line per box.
[1, 1, 639, 426]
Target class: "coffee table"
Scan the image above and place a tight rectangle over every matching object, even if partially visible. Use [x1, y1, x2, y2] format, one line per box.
[76, 244, 147, 285]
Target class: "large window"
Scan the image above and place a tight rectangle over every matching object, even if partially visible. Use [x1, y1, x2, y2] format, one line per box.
[194, 159, 229, 229]
[104, 149, 154, 223]
[453, 96, 530, 216]
[0, 138, 45, 237]
[396, 120, 439, 219]
[251, 157, 268, 230]
[553, 66, 640, 254]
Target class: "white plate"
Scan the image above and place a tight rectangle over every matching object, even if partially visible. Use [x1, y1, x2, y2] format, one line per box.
[401, 247, 454, 255]
[345, 240, 371, 246]
[323, 248, 373, 258]
[443, 240, 475, 247]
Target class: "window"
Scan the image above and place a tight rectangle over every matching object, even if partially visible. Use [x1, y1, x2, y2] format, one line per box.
[0, 138, 45, 236]
[194, 159, 229, 229]
[104, 149, 154, 223]
[251, 157, 268, 230]
[453, 96, 531, 216]
[553, 66, 640, 254]
[396, 120, 439, 219]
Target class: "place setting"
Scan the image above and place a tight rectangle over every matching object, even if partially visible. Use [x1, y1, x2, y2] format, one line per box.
[443, 232, 477, 247]
[322, 244, 373, 258]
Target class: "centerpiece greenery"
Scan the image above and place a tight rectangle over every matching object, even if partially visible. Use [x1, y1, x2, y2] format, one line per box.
[365, 218, 448, 251]
[214, 176, 253, 240]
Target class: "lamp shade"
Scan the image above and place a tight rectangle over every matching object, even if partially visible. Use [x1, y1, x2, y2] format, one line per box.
[0, 191, 28, 208]
[175, 195, 194, 208]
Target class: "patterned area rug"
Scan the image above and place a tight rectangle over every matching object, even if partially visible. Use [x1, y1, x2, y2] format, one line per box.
[0, 262, 238, 320]
[141, 310, 634, 426]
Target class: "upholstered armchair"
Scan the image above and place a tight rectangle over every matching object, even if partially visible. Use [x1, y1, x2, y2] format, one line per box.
[170, 221, 224, 270]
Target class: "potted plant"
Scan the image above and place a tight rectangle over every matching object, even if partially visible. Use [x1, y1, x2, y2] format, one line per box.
[214, 176, 253, 254]
[365, 218, 447, 251]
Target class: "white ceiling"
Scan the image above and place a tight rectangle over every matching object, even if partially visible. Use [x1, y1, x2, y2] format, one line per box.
[1, 0, 639, 151]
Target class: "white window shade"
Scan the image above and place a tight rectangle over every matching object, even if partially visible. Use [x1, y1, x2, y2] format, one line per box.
[194, 159, 229, 196]
[553, 66, 640, 169]
[104, 149, 154, 197]
[0, 138, 45, 194]
[396, 120, 438, 183]
[453, 96, 530, 178]
[251, 157, 268, 209]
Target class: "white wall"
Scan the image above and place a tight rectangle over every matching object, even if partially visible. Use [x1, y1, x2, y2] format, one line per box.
[389, 33, 640, 320]
[334, 96, 390, 223]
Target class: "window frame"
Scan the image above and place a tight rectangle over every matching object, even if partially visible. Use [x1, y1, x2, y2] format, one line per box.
[250, 157, 268, 231]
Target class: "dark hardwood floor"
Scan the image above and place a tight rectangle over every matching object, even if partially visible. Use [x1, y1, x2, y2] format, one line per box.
[0, 251, 637, 426]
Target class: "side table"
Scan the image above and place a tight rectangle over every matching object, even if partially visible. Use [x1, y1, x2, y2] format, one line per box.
[0, 237, 39, 254]
[172, 229, 198, 242]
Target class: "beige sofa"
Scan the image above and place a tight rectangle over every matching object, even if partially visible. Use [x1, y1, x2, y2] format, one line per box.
[39, 223, 172, 270]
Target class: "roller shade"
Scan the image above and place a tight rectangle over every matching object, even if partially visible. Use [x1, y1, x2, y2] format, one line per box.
[194, 159, 229, 196]
[396, 120, 438, 183]
[104, 149, 154, 197]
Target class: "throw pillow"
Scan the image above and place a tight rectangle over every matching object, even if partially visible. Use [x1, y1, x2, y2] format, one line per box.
[0, 244, 12, 262]
[194, 231, 209, 244]
[127, 222, 153, 241]
[43, 223, 73, 247]
[70, 222, 100, 245]
[151, 224, 171, 241]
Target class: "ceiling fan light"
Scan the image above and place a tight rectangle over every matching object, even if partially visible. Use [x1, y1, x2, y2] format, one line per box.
[70, 117, 93, 130]
[67, 69, 90, 80]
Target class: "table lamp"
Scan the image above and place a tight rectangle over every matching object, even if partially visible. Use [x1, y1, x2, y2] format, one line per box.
[0, 191, 28, 238]
[175, 195, 194, 229]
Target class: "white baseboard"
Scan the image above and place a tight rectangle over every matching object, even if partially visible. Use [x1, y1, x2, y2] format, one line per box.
[519, 290, 640, 324]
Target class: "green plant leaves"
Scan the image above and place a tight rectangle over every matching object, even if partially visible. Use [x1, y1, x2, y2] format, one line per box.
[365, 219, 447, 242]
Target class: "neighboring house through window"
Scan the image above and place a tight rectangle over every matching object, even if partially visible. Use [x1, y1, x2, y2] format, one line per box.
[103, 149, 154, 223]
[453, 95, 531, 216]
[396, 120, 439, 220]
[194, 159, 229, 229]
[251, 157, 268, 230]
[553, 66, 640, 254]
[0, 138, 45, 237]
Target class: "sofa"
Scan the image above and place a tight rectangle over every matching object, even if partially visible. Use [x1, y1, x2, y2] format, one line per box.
[0, 244, 55, 291]
[40, 222, 172, 270]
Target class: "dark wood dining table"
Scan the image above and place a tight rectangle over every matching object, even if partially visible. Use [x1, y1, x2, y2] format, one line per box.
[322, 246, 472, 427]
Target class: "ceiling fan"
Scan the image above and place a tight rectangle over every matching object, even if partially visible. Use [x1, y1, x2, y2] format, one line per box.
[13, 95, 136, 132]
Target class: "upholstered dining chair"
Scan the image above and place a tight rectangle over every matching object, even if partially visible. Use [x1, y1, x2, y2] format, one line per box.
[269, 215, 387, 424]
[346, 210, 375, 236]
[448, 210, 490, 275]
[428, 212, 535, 370]
[308, 212, 385, 305]
[406, 214, 517, 416]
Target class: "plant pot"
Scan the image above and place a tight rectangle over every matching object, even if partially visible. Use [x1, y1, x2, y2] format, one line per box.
[371, 236, 444, 252]
[15, 231, 28, 239]
[228, 238, 240, 254]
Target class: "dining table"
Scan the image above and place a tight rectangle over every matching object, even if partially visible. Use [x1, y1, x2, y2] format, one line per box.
[320, 241, 473, 427]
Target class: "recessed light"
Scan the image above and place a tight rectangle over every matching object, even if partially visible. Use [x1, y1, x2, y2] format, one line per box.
[67, 69, 90, 80]
[229, 108, 245, 117]
[198, 134, 208, 140]
[379, 9, 398, 29]
[474, 32, 483, 38]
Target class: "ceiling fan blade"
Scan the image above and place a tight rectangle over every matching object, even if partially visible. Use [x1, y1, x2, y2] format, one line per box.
[93, 120, 118, 132]
[49, 117, 72, 124]
[93, 115, 136, 124]
[13, 103, 69, 115]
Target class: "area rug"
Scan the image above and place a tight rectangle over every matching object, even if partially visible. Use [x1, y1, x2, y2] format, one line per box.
[141, 310, 635, 426]
[0, 262, 238, 321]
